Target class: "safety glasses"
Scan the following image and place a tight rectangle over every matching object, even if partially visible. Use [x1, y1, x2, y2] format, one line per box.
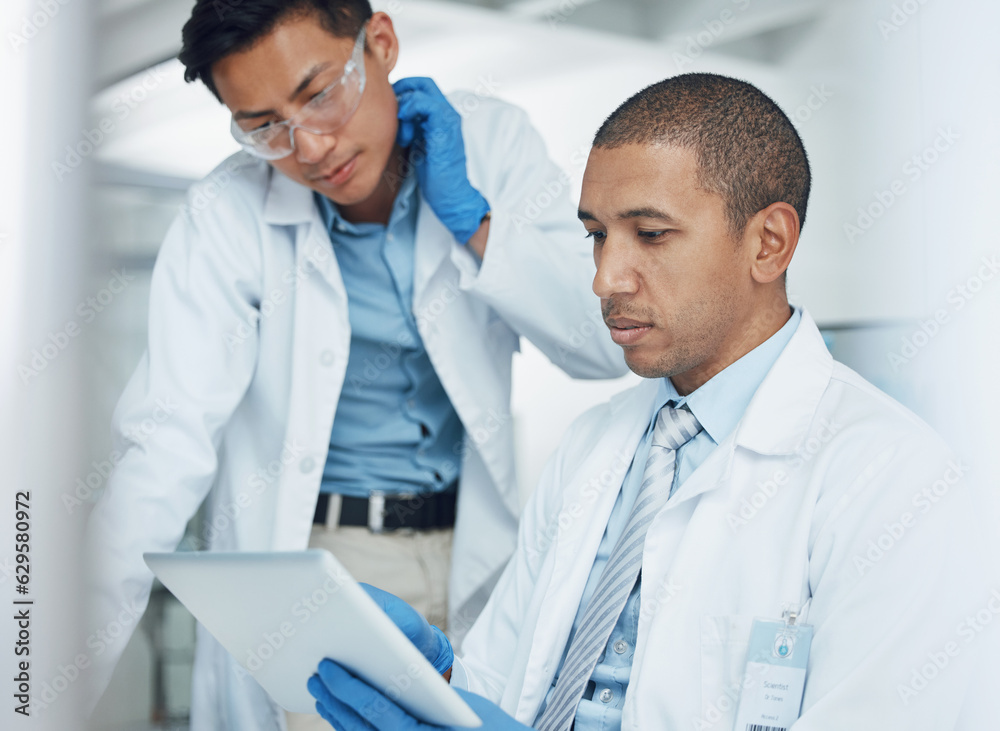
[230, 24, 367, 160]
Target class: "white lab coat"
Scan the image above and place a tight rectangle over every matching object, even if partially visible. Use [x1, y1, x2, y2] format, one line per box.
[454, 310, 990, 730]
[85, 93, 625, 729]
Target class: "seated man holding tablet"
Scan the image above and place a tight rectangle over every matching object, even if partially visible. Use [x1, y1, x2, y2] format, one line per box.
[306, 74, 987, 730]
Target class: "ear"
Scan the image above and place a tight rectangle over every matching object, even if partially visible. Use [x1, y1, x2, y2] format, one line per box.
[745, 202, 800, 285]
[366, 11, 399, 74]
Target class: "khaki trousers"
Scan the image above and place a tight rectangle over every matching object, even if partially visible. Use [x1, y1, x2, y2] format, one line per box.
[284, 521, 453, 731]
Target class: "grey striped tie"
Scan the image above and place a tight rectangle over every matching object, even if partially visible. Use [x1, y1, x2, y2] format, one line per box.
[535, 405, 702, 731]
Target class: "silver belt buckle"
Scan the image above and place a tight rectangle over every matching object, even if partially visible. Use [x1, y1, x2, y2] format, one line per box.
[368, 490, 386, 534]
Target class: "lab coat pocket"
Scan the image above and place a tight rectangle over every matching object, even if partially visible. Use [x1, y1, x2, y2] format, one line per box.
[699, 614, 754, 731]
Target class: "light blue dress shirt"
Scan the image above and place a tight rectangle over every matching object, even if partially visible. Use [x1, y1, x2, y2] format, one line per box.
[315, 173, 464, 498]
[539, 308, 802, 730]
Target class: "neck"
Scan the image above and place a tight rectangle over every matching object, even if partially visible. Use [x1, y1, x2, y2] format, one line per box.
[671, 297, 793, 396]
[338, 144, 407, 225]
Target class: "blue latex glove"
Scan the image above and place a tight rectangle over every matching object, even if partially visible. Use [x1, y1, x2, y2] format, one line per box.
[308, 658, 532, 730]
[360, 583, 453, 675]
[393, 77, 491, 245]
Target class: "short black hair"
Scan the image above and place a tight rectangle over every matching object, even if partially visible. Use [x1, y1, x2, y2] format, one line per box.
[179, 0, 373, 102]
[594, 73, 811, 236]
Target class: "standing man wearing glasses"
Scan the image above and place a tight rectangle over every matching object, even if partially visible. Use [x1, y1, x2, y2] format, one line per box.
[84, 1, 625, 729]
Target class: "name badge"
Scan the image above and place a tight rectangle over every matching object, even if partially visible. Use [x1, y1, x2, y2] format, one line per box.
[732, 608, 812, 731]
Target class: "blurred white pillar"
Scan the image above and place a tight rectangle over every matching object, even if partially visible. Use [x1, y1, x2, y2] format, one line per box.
[1, 0, 93, 728]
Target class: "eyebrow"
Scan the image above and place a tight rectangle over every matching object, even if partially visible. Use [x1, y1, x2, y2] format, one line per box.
[577, 207, 681, 223]
[232, 62, 333, 121]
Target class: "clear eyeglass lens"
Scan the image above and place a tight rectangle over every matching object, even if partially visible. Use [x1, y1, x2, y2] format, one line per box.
[300, 72, 362, 131]
[233, 25, 366, 160]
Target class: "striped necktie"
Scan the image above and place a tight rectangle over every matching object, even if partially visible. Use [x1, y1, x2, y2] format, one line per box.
[535, 405, 703, 731]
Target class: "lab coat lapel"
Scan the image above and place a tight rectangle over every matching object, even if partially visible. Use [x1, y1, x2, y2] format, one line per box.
[519, 380, 659, 715]
[264, 167, 350, 547]
[413, 197, 452, 305]
[735, 309, 834, 456]
[656, 311, 833, 515]
[263, 166, 349, 296]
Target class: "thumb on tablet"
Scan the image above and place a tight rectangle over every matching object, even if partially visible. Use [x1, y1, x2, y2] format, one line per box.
[360, 583, 454, 675]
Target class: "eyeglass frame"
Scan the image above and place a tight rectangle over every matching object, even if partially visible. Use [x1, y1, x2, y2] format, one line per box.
[229, 23, 368, 160]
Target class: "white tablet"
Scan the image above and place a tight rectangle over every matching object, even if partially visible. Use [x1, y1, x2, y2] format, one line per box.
[144, 549, 481, 727]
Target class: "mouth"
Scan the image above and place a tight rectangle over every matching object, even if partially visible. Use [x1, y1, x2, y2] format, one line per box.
[313, 153, 359, 187]
[605, 316, 654, 346]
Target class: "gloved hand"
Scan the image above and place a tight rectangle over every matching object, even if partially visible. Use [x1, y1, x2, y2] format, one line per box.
[308, 658, 533, 730]
[394, 77, 491, 245]
[360, 583, 453, 675]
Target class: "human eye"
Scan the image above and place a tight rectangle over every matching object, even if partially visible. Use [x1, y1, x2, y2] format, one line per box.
[637, 229, 673, 242]
[584, 230, 607, 245]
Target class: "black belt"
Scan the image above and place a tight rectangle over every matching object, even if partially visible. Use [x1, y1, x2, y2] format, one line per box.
[313, 486, 457, 532]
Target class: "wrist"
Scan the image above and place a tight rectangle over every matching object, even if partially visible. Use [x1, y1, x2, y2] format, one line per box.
[428, 624, 454, 675]
[452, 192, 491, 245]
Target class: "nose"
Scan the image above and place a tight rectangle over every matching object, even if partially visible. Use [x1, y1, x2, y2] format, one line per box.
[292, 125, 336, 165]
[593, 236, 639, 300]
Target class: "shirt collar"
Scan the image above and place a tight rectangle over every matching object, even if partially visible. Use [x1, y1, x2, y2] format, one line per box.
[653, 307, 803, 444]
[314, 167, 418, 237]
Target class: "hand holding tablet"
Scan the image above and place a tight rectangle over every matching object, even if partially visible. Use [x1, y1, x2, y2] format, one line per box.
[144, 549, 481, 727]
[309, 659, 533, 730]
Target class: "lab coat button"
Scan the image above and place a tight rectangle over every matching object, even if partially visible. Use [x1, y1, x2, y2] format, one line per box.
[599, 688, 613, 703]
[613, 640, 628, 654]
[300, 457, 316, 473]
[320, 350, 335, 366]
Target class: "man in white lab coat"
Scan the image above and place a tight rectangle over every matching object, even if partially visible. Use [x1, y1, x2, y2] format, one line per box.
[84, 1, 624, 728]
[309, 74, 991, 730]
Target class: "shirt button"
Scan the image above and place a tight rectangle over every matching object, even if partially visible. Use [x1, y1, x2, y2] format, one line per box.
[613, 640, 628, 654]
[406, 398, 416, 409]
[299, 457, 316, 473]
[599, 688, 613, 703]
[386, 233, 395, 242]
[319, 350, 335, 367]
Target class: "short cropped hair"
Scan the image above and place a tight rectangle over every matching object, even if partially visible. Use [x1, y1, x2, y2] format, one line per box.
[179, 0, 373, 102]
[593, 73, 811, 236]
